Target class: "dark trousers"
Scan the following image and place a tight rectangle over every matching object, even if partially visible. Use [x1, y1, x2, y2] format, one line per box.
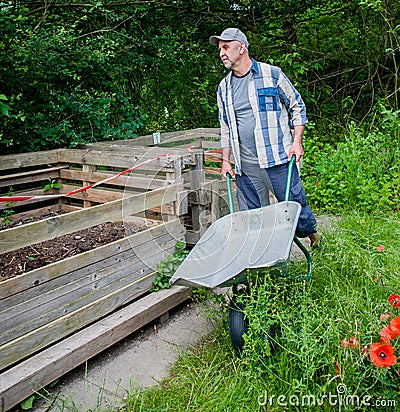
[235, 163, 317, 238]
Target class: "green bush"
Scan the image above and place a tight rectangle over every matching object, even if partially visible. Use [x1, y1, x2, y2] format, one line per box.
[302, 106, 400, 214]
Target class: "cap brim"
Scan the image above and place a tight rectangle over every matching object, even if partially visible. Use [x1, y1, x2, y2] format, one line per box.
[209, 35, 236, 46]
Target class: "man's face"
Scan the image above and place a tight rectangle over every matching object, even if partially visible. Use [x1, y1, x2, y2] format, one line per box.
[218, 40, 242, 69]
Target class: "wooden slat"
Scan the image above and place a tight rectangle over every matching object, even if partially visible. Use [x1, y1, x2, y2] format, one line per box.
[61, 183, 125, 203]
[0, 220, 184, 370]
[0, 166, 66, 189]
[0, 187, 60, 212]
[1, 204, 62, 225]
[0, 232, 179, 331]
[201, 140, 221, 149]
[0, 272, 155, 371]
[0, 151, 60, 172]
[0, 183, 182, 254]
[60, 169, 168, 190]
[0, 285, 191, 412]
[0, 219, 182, 300]
[87, 128, 219, 147]
[0, 231, 183, 342]
[57, 148, 195, 170]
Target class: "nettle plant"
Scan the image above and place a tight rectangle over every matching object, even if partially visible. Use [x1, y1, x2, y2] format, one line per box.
[1, 186, 14, 226]
[43, 178, 61, 192]
[151, 241, 189, 292]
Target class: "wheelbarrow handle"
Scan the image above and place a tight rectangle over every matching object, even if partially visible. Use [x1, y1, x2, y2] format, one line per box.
[226, 172, 235, 214]
[284, 155, 297, 201]
[226, 155, 296, 213]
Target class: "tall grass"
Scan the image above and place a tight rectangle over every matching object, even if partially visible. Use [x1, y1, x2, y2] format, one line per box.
[124, 212, 400, 411]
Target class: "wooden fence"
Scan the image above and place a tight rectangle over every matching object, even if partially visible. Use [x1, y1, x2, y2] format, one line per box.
[0, 128, 230, 412]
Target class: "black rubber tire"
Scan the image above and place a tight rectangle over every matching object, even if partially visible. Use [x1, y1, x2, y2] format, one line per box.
[228, 301, 248, 355]
[228, 300, 277, 356]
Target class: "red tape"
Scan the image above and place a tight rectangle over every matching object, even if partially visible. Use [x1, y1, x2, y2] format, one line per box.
[0, 150, 221, 203]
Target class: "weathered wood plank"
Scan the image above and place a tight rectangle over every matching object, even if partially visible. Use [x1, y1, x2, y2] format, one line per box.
[0, 187, 60, 212]
[90, 127, 220, 147]
[61, 183, 125, 203]
[60, 169, 168, 190]
[0, 204, 62, 226]
[0, 234, 182, 344]
[57, 148, 194, 170]
[0, 219, 183, 300]
[0, 271, 158, 371]
[0, 166, 67, 189]
[0, 184, 182, 254]
[0, 150, 60, 172]
[0, 285, 191, 412]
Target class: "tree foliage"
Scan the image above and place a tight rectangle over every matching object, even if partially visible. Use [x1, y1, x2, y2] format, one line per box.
[0, 0, 399, 153]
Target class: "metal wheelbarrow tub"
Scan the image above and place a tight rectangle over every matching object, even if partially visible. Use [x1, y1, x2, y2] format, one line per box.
[170, 200, 301, 289]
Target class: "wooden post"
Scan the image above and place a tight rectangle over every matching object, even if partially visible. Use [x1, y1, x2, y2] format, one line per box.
[189, 150, 206, 234]
[82, 164, 96, 208]
[162, 155, 184, 222]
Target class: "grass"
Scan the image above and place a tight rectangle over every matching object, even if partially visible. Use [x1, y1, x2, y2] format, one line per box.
[123, 211, 400, 411]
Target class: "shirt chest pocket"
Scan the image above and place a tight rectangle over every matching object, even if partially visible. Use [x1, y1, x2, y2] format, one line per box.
[257, 87, 279, 112]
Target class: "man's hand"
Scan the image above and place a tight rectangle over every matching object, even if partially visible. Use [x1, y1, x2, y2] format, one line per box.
[289, 140, 304, 162]
[289, 125, 305, 162]
[221, 147, 235, 178]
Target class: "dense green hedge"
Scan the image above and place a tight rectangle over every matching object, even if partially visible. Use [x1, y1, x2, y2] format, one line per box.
[1, 0, 399, 154]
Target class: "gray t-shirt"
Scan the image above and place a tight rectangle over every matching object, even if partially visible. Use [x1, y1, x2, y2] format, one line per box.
[231, 71, 258, 168]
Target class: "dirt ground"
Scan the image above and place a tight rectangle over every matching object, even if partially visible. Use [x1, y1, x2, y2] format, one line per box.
[0, 213, 144, 281]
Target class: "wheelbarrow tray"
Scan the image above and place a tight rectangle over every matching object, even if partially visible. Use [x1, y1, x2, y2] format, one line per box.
[170, 200, 301, 289]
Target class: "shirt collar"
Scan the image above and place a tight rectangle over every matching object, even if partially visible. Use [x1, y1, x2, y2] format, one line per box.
[250, 58, 259, 74]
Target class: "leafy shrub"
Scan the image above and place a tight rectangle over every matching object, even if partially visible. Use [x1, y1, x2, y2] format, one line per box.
[302, 106, 400, 214]
[151, 242, 189, 292]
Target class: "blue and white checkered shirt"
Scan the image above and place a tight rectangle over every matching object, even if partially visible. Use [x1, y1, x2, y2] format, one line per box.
[217, 59, 308, 173]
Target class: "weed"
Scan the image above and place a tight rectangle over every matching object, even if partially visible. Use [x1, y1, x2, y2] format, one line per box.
[1, 186, 14, 225]
[43, 178, 61, 192]
[151, 241, 189, 291]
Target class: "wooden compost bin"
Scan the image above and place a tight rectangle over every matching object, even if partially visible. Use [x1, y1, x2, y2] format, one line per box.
[0, 129, 225, 411]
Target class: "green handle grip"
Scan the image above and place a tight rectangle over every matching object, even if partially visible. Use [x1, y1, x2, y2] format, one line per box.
[226, 172, 235, 214]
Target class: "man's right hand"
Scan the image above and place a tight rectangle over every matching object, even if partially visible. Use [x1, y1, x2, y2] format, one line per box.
[221, 159, 235, 178]
[221, 148, 235, 178]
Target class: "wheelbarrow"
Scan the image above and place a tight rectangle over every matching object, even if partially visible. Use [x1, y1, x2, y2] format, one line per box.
[170, 156, 312, 353]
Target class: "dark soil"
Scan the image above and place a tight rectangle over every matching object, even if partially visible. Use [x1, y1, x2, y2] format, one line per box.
[0, 215, 144, 281]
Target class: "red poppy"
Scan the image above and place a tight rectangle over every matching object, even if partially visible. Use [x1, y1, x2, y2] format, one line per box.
[376, 245, 385, 252]
[369, 342, 397, 368]
[388, 316, 400, 337]
[380, 326, 397, 341]
[388, 294, 400, 308]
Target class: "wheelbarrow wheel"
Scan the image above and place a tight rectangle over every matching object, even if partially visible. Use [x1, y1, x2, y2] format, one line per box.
[228, 300, 277, 356]
[228, 301, 248, 355]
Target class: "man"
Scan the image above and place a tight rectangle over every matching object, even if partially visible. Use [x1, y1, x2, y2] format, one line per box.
[210, 28, 320, 247]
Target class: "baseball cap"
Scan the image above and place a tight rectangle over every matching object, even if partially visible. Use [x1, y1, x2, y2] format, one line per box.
[209, 28, 249, 48]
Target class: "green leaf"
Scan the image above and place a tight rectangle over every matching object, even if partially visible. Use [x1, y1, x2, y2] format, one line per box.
[0, 101, 10, 117]
[21, 395, 35, 410]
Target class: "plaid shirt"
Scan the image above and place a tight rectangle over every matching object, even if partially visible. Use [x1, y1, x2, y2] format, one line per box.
[217, 59, 308, 173]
